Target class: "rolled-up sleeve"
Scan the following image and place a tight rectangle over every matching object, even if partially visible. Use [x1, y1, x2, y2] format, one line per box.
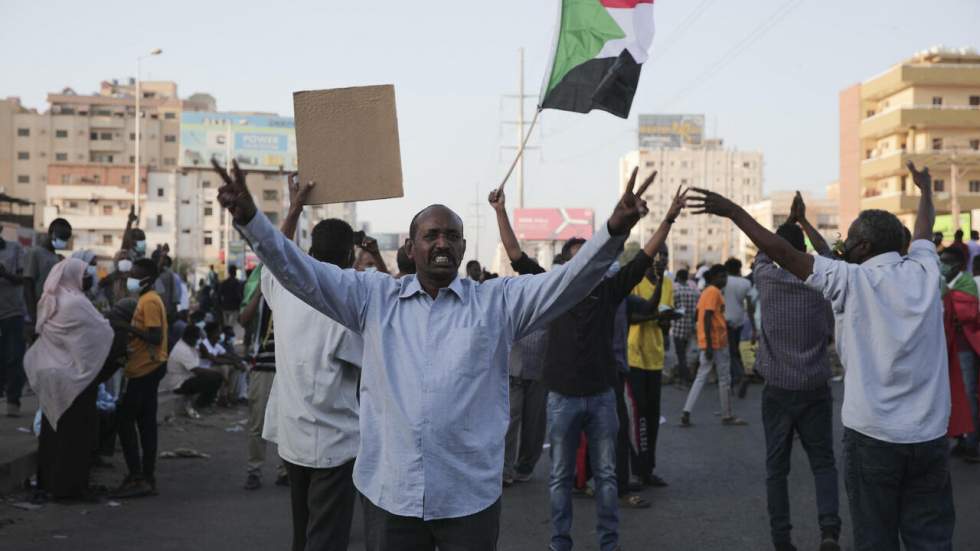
[806, 255, 851, 314]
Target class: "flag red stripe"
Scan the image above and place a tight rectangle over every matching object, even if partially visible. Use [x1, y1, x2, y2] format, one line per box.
[600, 0, 653, 7]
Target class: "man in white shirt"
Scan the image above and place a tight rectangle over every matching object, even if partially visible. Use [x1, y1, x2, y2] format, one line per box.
[161, 325, 222, 418]
[721, 258, 755, 391]
[690, 162, 953, 551]
[260, 177, 363, 551]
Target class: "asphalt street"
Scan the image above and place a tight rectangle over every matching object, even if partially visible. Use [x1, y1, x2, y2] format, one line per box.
[2, 381, 979, 550]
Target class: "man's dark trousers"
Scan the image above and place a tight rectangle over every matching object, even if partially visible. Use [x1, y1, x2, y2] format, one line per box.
[843, 428, 954, 551]
[362, 496, 500, 551]
[762, 385, 841, 546]
[284, 459, 357, 551]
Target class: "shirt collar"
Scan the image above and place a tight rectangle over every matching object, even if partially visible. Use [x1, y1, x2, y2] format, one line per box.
[860, 251, 903, 269]
[398, 274, 467, 301]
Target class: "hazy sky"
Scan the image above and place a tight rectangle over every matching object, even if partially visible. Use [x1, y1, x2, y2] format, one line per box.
[2, 0, 978, 265]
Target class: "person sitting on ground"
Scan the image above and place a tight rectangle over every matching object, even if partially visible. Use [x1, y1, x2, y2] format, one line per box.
[198, 321, 244, 407]
[161, 325, 223, 418]
[688, 161, 954, 550]
[24, 258, 115, 501]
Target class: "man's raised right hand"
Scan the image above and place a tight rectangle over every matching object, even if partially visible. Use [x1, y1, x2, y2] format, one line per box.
[608, 167, 656, 236]
[213, 158, 258, 225]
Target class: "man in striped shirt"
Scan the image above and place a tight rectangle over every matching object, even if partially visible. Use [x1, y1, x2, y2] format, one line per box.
[670, 269, 699, 385]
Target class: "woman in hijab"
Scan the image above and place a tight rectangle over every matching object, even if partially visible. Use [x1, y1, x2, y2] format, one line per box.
[24, 258, 115, 500]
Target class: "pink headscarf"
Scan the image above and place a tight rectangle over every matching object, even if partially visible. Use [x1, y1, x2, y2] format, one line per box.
[24, 258, 113, 429]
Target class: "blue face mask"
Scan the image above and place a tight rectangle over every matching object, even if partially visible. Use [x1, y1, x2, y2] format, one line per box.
[195, 321, 206, 330]
[134, 241, 147, 254]
[126, 277, 142, 293]
[51, 238, 68, 250]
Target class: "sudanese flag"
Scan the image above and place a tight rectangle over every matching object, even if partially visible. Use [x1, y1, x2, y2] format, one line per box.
[540, 0, 655, 118]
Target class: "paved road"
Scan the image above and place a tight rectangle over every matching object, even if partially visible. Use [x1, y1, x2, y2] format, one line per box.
[2, 382, 979, 550]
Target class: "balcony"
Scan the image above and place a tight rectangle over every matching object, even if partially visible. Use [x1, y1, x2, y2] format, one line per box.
[89, 139, 127, 152]
[861, 105, 980, 139]
[862, 63, 980, 100]
[90, 115, 125, 129]
[860, 190, 980, 215]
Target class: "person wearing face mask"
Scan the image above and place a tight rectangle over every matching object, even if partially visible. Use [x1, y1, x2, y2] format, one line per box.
[125, 228, 148, 261]
[938, 246, 980, 465]
[98, 250, 134, 307]
[24, 218, 72, 339]
[353, 235, 389, 274]
[108, 258, 168, 499]
[0, 224, 28, 417]
[690, 162, 955, 550]
[70, 250, 104, 305]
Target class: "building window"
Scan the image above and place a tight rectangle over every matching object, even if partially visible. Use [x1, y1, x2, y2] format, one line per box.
[90, 132, 98, 140]
[202, 180, 212, 188]
[17, 128, 29, 137]
[743, 161, 751, 168]
[934, 179, 945, 192]
[182, 229, 191, 234]
[130, 133, 136, 140]
[99, 132, 112, 140]
[262, 190, 279, 201]
[204, 201, 214, 216]
[678, 245, 688, 252]
[17, 151, 29, 160]
[17, 175, 29, 184]
[102, 234, 113, 245]
[932, 138, 943, 151]
[121, 175, 131, 184]
[55, 129, 68, 138]
[932, 96, 943, 106]
[103, 205, 113, 215]
[164, 134, 176, 143]
[645, 161, 655, 168]
[866, 110, 876, 118]
[61, 174, 70, 184]
[157, 188, 164, 197]
[164, 112, 176, 120]
[68, 201, 79, 209]
[156, 214, 163, 227]
[129, 156, 135, 163]
[163, 157, 176, 166]
[971, 181, 980, 194]
[971, 139, 980, 151]
[265, 211, 279, 224]
[204, 233, 213, 246]
[55, 153, 68, 161]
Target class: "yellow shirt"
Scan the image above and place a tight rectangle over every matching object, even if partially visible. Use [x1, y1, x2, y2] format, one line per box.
[125, 290, 169, 378]
[627, 276, 674, 370]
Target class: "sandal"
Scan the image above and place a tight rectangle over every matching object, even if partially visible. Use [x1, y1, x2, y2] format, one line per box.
[721, 416, 748, 426]
[620, 494, 651, 509]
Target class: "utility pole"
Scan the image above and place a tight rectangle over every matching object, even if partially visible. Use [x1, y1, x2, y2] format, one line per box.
[501, 47, 539, 209]
[468, 181, 485, 263]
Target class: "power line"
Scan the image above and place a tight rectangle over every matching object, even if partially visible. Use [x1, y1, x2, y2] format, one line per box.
[660, 0, 805, 108]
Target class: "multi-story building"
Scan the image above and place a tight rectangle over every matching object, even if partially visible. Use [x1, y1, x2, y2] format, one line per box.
[839, 47, 980, 234]
[738, 190, 840, 263]
[620, 138, 764, 270]
[1, 79, 355, 268]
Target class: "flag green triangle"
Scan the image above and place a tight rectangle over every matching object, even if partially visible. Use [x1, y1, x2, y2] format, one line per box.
[545, 0, 626, 96]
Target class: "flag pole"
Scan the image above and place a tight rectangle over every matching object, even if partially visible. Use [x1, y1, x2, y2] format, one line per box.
[496, 107, 541, 195]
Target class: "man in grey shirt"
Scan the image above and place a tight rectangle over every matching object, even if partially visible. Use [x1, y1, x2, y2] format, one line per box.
[0, 227, 28, 416]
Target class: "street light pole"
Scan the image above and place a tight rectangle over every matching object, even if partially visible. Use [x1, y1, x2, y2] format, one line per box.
[134, 48, 162, 219]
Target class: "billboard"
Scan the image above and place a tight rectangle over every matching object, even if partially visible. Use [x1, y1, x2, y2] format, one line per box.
[638, 114, 705, 149]
[933, 213, 971, 242]
[180, 112, 297, 172]
[514, 209, 594, 241]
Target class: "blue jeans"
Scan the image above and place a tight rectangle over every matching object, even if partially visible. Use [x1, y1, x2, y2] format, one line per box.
[959, 349, 980, 450]
[0, 315, 26, 405]
[843, 428, 954, 551]
[547, 389, 619, 551]
[762, 385, 841, 545]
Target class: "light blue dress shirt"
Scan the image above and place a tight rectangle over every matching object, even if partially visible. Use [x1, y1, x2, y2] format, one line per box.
[806, 239, 949, 444]
[238, 211, 625, 519]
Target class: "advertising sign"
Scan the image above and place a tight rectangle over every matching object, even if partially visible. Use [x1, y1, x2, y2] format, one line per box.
[638, 114, 705, 149]
[514, 209, 594, 241]
[180, 112, 296, 172]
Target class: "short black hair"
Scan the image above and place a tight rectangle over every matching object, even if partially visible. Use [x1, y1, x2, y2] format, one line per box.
[131, 228, 146, 241]
[228, 264, 238, 275]
[676, 269, 689, 282]
[941, 245, 966, 265]
[409, 204, 462, 240]
[724, 257, 742, 275]
[310, 218, 355, 267]
[182, 325, 201, 346]
[955, 229, 964, 240]
[204, 321, 221, 336]
[132, 258, 159, 283]
[561, 238, 587, 259]
[776, 223, 806, 253]
[973, 230, 980, 241]
[466, 260, 481, 269]
[49, 217, 72, 236]
[933, 232, 944, 243]
[190, 310, 206, 324]
[706, 264, 727, 282]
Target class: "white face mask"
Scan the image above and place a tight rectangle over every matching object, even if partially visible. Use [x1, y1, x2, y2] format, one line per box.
[195, 321, 206, 330]
[126, 277, 142, 293]
[51, 238, 68, 250]
[86, 265, 97, 277]
[364, 266, 378, 273]
[117, 259, 133, 273]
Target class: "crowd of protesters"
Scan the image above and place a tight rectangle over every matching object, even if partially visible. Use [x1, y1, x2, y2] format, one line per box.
[0, 157, 976, 551]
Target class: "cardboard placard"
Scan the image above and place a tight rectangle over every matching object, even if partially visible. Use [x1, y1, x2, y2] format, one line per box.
[293, 85, 404, 205]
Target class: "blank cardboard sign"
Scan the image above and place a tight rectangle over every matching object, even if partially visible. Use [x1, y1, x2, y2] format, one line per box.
[293, 85, 403, 205]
